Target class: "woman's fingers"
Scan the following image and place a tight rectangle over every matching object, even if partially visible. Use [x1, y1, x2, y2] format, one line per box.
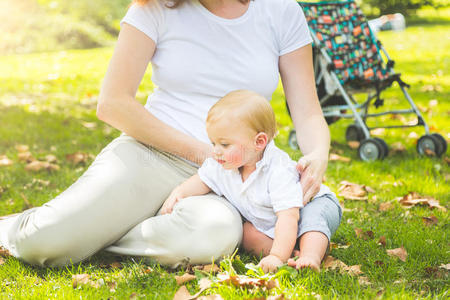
[296, 156, 310, 173]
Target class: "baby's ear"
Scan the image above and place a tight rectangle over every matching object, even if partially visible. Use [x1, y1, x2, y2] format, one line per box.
[254, 132, 268, 150]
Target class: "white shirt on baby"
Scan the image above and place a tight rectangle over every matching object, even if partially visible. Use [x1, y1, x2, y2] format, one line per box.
[197, 141, 333, 239]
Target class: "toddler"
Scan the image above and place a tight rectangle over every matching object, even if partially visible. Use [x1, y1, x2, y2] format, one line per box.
[160, 90, 335, 272]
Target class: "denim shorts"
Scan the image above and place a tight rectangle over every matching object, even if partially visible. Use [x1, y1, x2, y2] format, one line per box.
[297, 193, 343, 242]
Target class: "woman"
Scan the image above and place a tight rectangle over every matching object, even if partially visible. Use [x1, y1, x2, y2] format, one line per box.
[0, 0, 341, 269]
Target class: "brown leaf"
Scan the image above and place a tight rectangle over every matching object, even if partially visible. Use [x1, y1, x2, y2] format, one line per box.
[107, 281, 117, 292]
[422, 216, 438, 226]
[142, 266, 153, 274]
[370, 128, 385, 137]
[323, 256, 363, 276]
[72, 274, 91, 288]
[198, 278, 212, 290]
[15, 145, 29, 153]
[20, 193, 33, 209]
[0, 258, 4, 265]
[338, 181, 373, 200]
[378, 236, 386, 247]
[45, 154, 58, 163]
[25, 160, 60, 172]
[347, 141, 360, 149]
[110, 262, 123, 269]
[82, 122, 97, 129]
[379, 202, 394, 211]
[390, 142, 406, 154]
[347, 265, 363, 276]
[387, 247, 408, 262]
[354, 228, 374, 240]
[408, 131, 419, 139]
[66, 152, 90, 165]
[439, 263, 450, 270]
[374, 260, 384, 267]
[198, 295, 224, 300]
[358, 276, 371, 285]
[216, 273, 265, 288]
[265, 279, 279, 290]
[398, 192, 447, 212]
[175, 273, 196, 285]
[203, 264, 220, 273]
[0, 247, 11, 257]
[130, 292, 138, 299]
[329, 153, 351, 162]
[267, 296, 287, 300]
[424, 149, 436, 156]
[0, 155, 13, 167]
[18, 152, 36, 163]
[173, 286, 193, 300]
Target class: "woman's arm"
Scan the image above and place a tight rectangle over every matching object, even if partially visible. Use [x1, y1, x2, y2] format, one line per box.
[97, 24, 212, 165]
[279, 44, 330, 203]
[159, 174, 211, 214]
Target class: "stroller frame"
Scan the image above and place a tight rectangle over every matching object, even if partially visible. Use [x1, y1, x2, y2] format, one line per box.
[288, 0, 447, 160]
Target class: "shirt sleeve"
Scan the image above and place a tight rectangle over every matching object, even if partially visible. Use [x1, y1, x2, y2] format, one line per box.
[268, 163, 304, 212]
[278, 0, 313, 56]
[120, 1, 165, 44]
[197, 158, 223, 197]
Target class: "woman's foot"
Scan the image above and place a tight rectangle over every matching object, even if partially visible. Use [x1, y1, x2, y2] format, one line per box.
[287, 254, 321, 272]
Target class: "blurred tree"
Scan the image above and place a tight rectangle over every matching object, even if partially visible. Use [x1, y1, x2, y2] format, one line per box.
[361, 0, 449, 16]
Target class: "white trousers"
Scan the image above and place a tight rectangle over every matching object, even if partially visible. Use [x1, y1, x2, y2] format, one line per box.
[0, 134, 243, 267]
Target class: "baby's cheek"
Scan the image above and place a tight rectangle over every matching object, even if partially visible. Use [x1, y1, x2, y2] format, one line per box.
[228, 149, 243, 163]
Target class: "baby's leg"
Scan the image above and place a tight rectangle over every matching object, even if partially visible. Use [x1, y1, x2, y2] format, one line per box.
[242, 222, 273, 257]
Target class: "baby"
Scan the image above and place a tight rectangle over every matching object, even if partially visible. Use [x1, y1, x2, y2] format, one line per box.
[160, 90, 335, 272]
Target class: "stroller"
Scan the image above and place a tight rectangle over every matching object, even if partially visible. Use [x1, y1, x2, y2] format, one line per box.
[286, 0, 447, 161]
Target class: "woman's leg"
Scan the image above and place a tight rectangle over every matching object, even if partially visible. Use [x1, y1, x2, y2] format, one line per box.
[288, 194, 342, 270]
[0, 134, 242, 267]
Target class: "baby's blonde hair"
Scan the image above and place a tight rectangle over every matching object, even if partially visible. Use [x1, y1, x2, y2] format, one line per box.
[206, 90, 277, 141]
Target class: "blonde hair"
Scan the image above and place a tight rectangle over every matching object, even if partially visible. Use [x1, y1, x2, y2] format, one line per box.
[133, 0, 250, 9]
[207, 90, 277, 141]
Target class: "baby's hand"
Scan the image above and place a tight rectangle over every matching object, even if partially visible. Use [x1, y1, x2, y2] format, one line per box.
[257, 254, 283, 273]
[160, 190, 183, 215]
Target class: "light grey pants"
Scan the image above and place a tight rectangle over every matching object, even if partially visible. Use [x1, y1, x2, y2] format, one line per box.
[0, 134, 242, 267]
[0, 133, 341, 268]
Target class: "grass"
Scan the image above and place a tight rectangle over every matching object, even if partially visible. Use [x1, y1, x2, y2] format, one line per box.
[0, 22, 449, 300]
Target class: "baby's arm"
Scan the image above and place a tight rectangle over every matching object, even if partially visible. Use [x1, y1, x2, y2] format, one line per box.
[258, 207, 299, 273]
[160, 174, 211, 214]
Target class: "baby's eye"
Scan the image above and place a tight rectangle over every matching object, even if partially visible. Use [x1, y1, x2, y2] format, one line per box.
[221, 144, 229, 148]
[211, 142, 215, 146]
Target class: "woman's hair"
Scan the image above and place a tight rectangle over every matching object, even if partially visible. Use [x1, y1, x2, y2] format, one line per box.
[207, 90, 277, 141]
[132, 0, 250, 9]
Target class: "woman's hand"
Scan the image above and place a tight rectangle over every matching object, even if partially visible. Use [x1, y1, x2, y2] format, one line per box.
[160, 189, 184, 215]
[296, 152, 328, 206]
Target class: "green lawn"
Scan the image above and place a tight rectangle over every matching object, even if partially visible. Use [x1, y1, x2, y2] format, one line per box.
[0, 22, 449, 299]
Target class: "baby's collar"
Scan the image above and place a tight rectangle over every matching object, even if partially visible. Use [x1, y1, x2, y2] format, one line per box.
[255, 140, 275, 169]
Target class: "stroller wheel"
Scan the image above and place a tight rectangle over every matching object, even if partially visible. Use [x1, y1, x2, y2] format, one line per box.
[346, 124, 365, 142]
[288, 130, 299, 150]
[358, 138, 384, 161]
[417, 134, 443, 157]
[373, 138, 389, 158]
[431, 133, 447, 156]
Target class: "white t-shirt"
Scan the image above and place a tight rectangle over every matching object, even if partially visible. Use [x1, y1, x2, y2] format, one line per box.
[120, 0, 312, 145]
[197, 141, 333, 239]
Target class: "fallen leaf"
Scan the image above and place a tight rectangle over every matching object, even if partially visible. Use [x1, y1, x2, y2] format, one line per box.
[347, 265, 363, 276]
[216, 273, 270, 289]
[371, 128, 385, 136]
[130, 292, 138, 299]
[198, 295, 224, 300]
[358, 276, 371, 285]
[66, 152, 90, 165]
[20, 193, 33, 209]
[0, 155, 13, 167]
[175, 273, 196, 285]
[354, 228, 374, 240]
[347, 141, 360, 149]
[15, 145, 29, 152]
[107, 281, 117, 292]
[374, 260, 384, 267]
[376, 289, 384, 298]
[110, 262, 123, 269]
[387, 247, 407, 262]
[25, 160, 60, 172]
[203, 264, 220, 273]
[198, 278, 212, 290]
[18, 152, 35, 163]
[408, 131, 418, 139]
[82, 122, 97, 129]
[424, 149, 436, 156]
[378, 236, 386, 247]
[329, 153, 351, 162]
[173, 286, 193, 300]
[45, 154, 58, 163]
[0, 247, 11, 258]
[267, 295, 287, 300]
[72, 274, 91, 288]
[422, 216, 438, 226]
[338, 181, 372, 200]
[390, 142, 406, 154]
[379, 202, 394, 211]
[398, 192, 447, 212]
[142, 266, 153, 274]
[439, 263, 450, 270]
[0, 258, 4, 265]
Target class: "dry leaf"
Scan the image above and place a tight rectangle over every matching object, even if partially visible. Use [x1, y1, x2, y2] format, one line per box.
[173, 286, 193, 300]
[216, 273, 270, 289]
[110, 262, 123, 269]
[0, 258, 4, 265]
[347, 265, 363, 276]
[422, 216, 438, 226]
[15, 145, 29, 152]
[18, 152, 35, 163]
[175, 273, 196, 285]
[0, 155, 13, 167]
[25, 160, 60, 172]
[107, 281, 117, 292]
[398, 192, 447, 212]
[358, 276, 371, 285]
[82, 122, 97, 129]
[323, 256, 363, 276]
[66, 152, 90, 165]
[72, 274, 91, 288]
[130, 292, 138, 299]
[329, 153, 351, 162]
[354, 228, 374, 240]
[198, 278, 212, 290]
[45, 154, 58, 163]
[371, 128, 385, 136]
[20, 193, 33, 209]
[203, 264, 220, 273]
[267, 296, 287, 300]
[374, 260, 384, 267]
[0, 247, 11, 258]
[379, 202, 394, 211]
[198, 296, 224, 300]
[387, 247, 407, 262]
[378, 236, 386, 247]
[439, 264, 450, 270]
[347, 141, 360, 149]
[408, 131, 419, 139]
[338, 181, 374, 200]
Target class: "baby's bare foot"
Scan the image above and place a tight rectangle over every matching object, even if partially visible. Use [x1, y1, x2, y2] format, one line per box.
[287, 255, 321, 272]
